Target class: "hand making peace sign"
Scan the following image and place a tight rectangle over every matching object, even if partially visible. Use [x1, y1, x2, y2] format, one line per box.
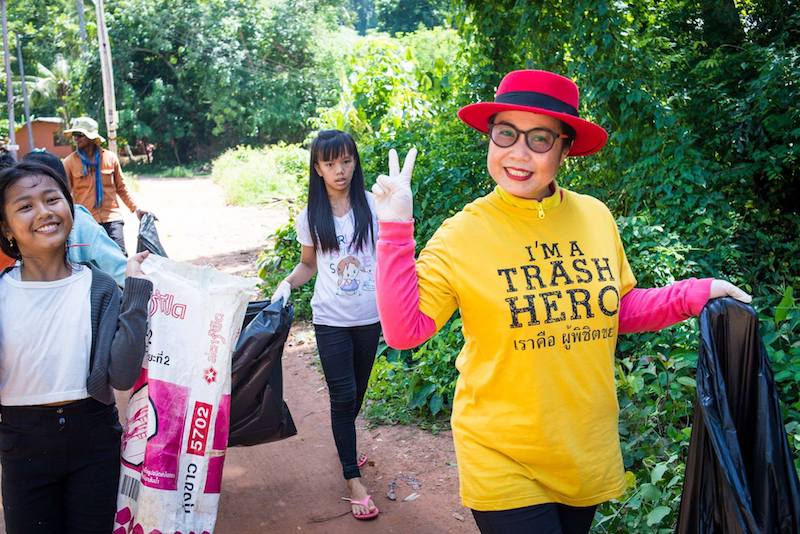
[371, 148, 417, 222]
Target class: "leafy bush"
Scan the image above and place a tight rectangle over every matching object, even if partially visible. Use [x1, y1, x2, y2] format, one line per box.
[210, 144, 307, 206]
[311, 35, 440, 138]
[365, 317, 462, 425]
[762, 287, 800, 467]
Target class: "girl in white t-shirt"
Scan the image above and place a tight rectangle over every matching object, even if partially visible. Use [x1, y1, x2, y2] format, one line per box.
[0, 161, 152, 533]
[272, 130, 381, 521]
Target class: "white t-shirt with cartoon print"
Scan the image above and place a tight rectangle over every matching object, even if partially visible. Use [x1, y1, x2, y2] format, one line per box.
[295, 192, 379, 327]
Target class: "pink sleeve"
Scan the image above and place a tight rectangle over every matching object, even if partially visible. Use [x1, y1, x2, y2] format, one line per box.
[376, 221, 437, 349]
[618, 277, 714, 334]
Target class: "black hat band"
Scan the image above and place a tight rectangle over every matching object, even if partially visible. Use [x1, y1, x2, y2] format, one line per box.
[495, 91, 579, 117]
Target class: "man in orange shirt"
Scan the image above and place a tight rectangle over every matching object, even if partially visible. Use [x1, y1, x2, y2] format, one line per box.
[62, 117, 146, 255]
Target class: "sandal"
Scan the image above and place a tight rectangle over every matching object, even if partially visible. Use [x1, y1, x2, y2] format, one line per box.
[357, 452, 369, 468]
[346, 494, 379, 520]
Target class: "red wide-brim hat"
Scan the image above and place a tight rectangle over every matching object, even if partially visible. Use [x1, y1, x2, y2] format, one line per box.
[458, 70, 608, 157]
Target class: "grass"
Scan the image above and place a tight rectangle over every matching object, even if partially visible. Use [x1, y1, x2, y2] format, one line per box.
[211, 143, 308, 206]
[125, 161, 211, 179]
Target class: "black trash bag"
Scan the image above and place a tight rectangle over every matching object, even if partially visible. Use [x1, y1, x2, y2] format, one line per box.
[228, 298, 297, 447]
[677, 297, 800, 534]
[137, 212, 168, 256]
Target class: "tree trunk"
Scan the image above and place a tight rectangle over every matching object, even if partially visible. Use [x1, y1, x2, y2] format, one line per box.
[701, 0, 745, 48]
[76, 0, 88, 53]
[16, 35, 33, 151]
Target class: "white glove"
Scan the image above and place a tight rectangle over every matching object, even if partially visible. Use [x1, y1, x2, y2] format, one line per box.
[271, 280, 292, 307]
[371, 148, 417, 222]
[709, 279, 752, 303]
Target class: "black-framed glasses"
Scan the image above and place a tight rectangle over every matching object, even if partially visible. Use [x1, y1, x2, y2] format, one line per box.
[72, 132, 85, 138]
[488, 122, 570, 153]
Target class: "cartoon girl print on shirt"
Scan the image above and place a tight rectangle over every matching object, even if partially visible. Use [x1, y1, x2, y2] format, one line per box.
[337, 256, 362, 295]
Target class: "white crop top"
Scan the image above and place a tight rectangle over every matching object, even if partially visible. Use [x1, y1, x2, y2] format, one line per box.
[0, 266, 92, 405]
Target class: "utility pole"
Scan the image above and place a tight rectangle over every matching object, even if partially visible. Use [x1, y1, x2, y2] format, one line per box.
[75, 0, 88, 55]
[95, 0, 118, 154]
[16, 34, 33, 151]
[1, 0, 17, 159]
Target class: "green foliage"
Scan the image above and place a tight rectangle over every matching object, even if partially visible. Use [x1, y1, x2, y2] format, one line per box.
[312, 34, 440, 137]
[374, 0, 449, 34]
[602, 321, 698, 531]
[616, 216, 696, 287]
[4, 0, 346, 161]
[762, 287, 800, 468]
[365, 317, 462, 425]
[345, 0, 448, 36]
[4, 0, 359, 162]
[210, 144, 307, 206]
[2, 0, 89, 127]
[347, 0, 376, 35]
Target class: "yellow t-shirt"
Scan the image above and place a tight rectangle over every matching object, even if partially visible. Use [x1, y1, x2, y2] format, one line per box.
[417, 185, 636, 511]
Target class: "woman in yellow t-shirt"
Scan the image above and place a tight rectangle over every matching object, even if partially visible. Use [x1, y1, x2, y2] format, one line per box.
[372, 70, 751, 533]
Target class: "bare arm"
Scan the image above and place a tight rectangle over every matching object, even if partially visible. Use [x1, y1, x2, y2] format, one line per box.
[271, 245, 317, 305]
[284, 245, 317, 288]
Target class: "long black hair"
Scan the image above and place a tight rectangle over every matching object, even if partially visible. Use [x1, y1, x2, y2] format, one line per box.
[307, 130, 373, 254]
[0, 161, 75, 261]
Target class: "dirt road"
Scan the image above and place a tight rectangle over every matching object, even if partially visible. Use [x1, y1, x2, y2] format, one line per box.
[121, 176, 288, 276]
[216, 329, 474, 534]
[0, 177, 475, 533]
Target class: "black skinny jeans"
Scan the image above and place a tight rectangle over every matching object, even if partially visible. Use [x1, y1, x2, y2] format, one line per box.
[472, 503, 597, 534]
[0, 398, 123, 534]
[314, 322, 381, 480]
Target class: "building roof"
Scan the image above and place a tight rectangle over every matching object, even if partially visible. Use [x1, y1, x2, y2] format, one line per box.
[15, 117, 64, 129]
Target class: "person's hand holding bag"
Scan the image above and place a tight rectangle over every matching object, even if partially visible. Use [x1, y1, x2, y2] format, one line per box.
[709, 279, 752, 303]
[271, 280, 292, 307]
[126, 250, 150, 279]
[371, 148, 417, 222]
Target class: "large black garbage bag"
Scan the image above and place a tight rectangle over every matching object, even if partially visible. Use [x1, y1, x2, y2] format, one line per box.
[228, 299, 297, 447]
[677, 297, 800, 533]
[137, 212, 168, 256]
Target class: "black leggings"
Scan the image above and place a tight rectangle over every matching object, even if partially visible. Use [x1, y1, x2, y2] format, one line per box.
[0, 398, 123, 534]
[472, 503, 597, 534]
[314, 322, 381, 480]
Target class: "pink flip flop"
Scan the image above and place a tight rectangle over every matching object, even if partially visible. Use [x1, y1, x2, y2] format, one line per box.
[347, 495, 379, 520]
[357, 452, 368, 468]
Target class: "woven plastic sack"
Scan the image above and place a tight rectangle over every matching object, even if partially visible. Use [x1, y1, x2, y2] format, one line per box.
[113, 255, 257, 534]
[677, 297, 800, 533]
